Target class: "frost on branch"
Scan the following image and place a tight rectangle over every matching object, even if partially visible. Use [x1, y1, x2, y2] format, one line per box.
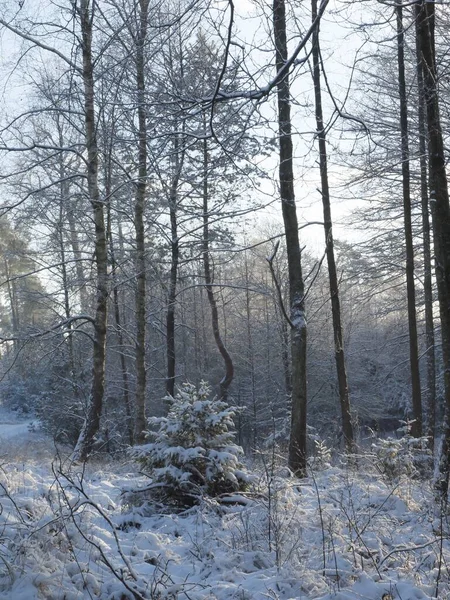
[371, 425, 432, 482]
[132, 382, 250, 506]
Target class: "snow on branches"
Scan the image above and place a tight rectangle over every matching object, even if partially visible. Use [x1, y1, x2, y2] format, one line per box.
[132, 382, 250, 506]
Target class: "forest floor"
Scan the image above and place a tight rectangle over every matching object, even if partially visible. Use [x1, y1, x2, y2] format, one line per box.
[0, 415, 448, 600]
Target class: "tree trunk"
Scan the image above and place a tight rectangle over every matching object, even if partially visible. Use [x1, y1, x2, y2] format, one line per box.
[110, 225, 134, 445]
[72, 0, 108, 462]
[415, 10, 436, 449]
[273, 0, 308, 476]
[244, 250, 257, 450]
[166, 135, 184, 398]
[417, 0, 450, 495]
[66, 208, 89, 314]
[166, 187, 178, 398]
[280, 308, 292, 400]
[4, 258, 19, 353]
[106, 186, 134, 445]
[57, 166, 79, 399]
[202, 138, 234, 401]
[134, 0, 150, 445]
[396, 1, 423, 437]
[311, 0, 354, 452]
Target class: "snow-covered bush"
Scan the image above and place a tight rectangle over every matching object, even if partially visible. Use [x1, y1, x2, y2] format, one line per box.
[132, 382, 250, 505]
[308, 438, 332, 471]
[371, 430, 432, 481]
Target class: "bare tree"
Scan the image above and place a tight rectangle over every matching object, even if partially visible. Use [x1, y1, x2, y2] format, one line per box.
[311, 0, 354, 453]
[415, 5, 436, 448]
[395, 1, 423, 437]
[72, 0, 109, 462]
[133, 0, 150, 445]
[273, 0, 307, 476]
[416, 0, 450, 495]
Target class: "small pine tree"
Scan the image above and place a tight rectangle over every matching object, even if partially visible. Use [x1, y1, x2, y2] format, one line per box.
[133, 382, 249, 505]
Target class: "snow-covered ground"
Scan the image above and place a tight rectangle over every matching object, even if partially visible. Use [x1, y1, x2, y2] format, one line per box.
[0, 418, 448, 600]
[0, 420, 34, 440]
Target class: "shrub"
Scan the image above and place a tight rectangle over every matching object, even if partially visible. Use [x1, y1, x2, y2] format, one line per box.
[132, 382, 250, 506]
[371, 427, 432, 481]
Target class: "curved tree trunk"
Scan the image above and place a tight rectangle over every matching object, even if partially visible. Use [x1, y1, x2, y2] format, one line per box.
[202, 138, 234, 401]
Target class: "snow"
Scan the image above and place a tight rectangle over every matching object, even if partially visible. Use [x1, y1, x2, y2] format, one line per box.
[0, 416, 448, 600]
[0, 415, 34, 440]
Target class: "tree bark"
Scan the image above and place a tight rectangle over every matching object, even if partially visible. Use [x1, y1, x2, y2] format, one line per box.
[244, 250, 257, 450]
[166, 135, 184, 398]
[133, 0, 150, 445]
[415, 9, 436, 448]
[72, 0, 108, 462]
[273, 0, 308, 476]
[396, 1, 422, 437]
[417, 0, 450, 495]
[311, 0, 354, 452]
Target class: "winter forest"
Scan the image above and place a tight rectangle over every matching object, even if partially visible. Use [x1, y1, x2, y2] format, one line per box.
[0, 0, 449, 598]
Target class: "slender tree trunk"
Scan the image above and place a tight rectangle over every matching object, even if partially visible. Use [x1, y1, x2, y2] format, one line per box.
[415, 11, 436, 448]
[273, 0, 308, 476]
[396, 2, 423, 437]
[5, 259, 19, 353]
[200, 277, 208, 374]
[134, 0, 150, 444]
[66, 208, 89, 313]
[202, 138, 234, 401]
[107, 210, 134, 445]
[264, 277, 272, 411]
[56, 125, 83, 405]
[166, 135, 184, 398]
[58, 221, 71, 324]
[56, 124, 89, 316]
[244, 251, 257, 450]
[311, 0, 354, 452]
[192, 270, 201, 385]
[103, 147, 134, 445]
[166, 188, 178, 398]
[57, 169, 79, 398]
[98, 70, 134, 446]
[72, 0, 108, 462]
[417, 0, 450, 495]
[280, 308, 292, 399]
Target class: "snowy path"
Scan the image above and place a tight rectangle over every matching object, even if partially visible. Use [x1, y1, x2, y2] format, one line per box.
[0, 420, 32, 440]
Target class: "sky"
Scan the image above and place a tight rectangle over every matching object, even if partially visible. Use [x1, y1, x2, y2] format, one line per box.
[229, 0, 374, 254]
